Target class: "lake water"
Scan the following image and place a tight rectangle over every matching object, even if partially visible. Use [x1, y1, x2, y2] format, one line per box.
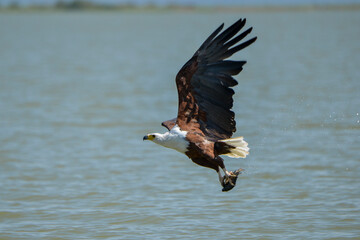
[0, 9, 359, 239]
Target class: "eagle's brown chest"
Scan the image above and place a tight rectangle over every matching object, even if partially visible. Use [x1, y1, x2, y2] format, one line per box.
[184, 133, 215, 160]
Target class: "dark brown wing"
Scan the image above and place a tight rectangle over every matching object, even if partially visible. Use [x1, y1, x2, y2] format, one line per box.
[175, 18, 257, 140]
[161, 118, 177, 131]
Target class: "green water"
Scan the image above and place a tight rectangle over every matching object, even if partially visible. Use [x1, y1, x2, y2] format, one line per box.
[0, 10, 359, 239]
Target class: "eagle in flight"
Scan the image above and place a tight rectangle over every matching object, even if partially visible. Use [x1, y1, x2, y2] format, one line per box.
[143, 18, 257, 192]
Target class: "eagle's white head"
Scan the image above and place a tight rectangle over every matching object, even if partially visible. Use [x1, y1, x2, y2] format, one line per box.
[143, 126, 189, 154]
[143, 133, 161, 141]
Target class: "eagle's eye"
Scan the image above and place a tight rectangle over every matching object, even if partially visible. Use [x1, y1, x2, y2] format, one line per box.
[145, 134, 155, 141]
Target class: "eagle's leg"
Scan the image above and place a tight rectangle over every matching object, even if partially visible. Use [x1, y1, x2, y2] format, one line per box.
[212, 157, 234, 186]
[217, 167, 235, 187]
[217, 167, 224, 186]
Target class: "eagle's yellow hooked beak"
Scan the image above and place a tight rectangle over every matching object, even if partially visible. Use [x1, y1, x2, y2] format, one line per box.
[143, 134, 155, 141]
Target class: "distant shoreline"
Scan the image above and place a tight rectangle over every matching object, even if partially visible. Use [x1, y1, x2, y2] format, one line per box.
[1, 3, 360, 13]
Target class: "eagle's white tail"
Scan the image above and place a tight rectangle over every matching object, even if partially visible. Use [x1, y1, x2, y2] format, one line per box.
[218, 136, 249, 158]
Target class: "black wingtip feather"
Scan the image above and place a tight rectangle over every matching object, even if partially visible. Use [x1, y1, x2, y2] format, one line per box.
[197, 23, 224, 52]
[210, 18, 245, 47]
[223, 37, 257, 59]
[224, 27, 253, 49]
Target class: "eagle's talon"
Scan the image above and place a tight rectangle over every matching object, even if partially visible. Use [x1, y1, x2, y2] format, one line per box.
[221, 168, 244, 192]
[224, 176, 234, 186]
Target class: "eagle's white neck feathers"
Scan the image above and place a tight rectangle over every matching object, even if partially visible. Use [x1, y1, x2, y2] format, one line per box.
[151, 125, 188, 154]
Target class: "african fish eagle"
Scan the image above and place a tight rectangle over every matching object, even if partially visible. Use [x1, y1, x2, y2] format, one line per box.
[143, 18, 257, 192]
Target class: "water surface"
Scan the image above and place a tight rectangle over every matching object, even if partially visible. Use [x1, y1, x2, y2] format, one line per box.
[0, 10, 359, 239]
